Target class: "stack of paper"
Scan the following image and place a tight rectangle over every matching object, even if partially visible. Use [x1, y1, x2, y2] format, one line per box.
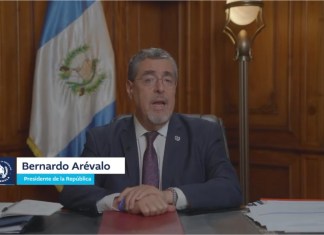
[0, 215, 34, 234]
[245, 199, 324, 233]
[0, 200, 62, 233]
[0, 200, 62, 218]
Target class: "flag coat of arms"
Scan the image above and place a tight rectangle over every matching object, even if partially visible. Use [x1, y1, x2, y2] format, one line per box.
[27, 0, 115, 157]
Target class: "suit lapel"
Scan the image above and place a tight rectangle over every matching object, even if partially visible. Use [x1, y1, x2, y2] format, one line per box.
[120, 117, 140, 185]
[162, 114, 188, 189]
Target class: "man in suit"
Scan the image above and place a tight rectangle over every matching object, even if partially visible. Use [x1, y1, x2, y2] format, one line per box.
[59, 48, 242, 216]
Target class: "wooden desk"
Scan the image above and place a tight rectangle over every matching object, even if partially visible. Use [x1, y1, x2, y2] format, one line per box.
[26, 209, 262, 234]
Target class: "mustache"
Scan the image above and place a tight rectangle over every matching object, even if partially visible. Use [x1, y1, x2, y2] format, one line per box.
[150, 96, 168, 103]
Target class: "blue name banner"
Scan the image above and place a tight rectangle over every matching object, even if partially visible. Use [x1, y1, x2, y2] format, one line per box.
[17, 174, 94, 185]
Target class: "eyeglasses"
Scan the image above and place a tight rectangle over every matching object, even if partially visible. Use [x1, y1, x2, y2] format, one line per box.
[135, 76, 177, 88]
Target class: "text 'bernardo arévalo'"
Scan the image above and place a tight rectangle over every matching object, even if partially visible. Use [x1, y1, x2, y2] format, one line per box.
[22, 161, 110, 171]
[16, 157, 125, 174]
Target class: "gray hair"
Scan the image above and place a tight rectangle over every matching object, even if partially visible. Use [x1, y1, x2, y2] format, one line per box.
[127, 48, 178, 81]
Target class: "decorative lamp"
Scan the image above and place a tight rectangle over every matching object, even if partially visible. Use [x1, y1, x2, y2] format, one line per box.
[223, 0, 265, 204]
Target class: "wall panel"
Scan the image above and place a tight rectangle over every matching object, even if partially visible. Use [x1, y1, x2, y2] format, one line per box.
[250, 150, 301, 201]
[0, 1, 324, 203]
[301, 156, 324, 199]
[302, 1, 324, 148]
[0, 1, 20, 151]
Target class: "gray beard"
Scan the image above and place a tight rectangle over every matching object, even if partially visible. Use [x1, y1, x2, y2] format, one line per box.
[148, 113, 171, 125]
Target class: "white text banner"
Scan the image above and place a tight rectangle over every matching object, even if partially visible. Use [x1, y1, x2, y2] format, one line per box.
[17, 157, 125, 174]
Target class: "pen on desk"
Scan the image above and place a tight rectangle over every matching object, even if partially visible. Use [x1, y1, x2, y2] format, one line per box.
[0, 206, 9, 218]
[247, 200, 264, 207]
[1, 207, 9, 212]
[118, 198, 126, 212]
[1, 202, 16, 214]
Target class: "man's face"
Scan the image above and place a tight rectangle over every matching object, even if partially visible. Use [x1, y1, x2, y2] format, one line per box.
[126, 58, 177, 131]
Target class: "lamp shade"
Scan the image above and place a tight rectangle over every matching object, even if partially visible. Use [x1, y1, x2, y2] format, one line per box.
[226, 0, 261, 26]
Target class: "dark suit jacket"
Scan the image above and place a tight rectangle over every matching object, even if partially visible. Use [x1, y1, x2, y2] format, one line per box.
[59, 113, 242, 215]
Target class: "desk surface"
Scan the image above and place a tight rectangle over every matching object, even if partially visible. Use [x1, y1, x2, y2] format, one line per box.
[26, 209, 262, 234]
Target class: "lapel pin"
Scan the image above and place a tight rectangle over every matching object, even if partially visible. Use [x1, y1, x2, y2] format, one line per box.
[175, 136, 181, 141]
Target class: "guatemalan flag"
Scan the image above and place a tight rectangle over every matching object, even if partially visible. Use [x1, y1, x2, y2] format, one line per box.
[27, 0, 115, 157]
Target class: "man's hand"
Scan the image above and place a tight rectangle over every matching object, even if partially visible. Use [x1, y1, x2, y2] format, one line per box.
[128, 194, 175, 216]
[116, 185, 175, 216]
[118, 185, 162, 210]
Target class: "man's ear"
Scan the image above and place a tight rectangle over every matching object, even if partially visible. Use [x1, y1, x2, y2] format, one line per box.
[126, 80, 133, 99]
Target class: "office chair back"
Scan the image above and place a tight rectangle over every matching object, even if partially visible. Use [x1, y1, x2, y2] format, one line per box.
[113, 114, 230, 159]
[183, 114, 230, 159]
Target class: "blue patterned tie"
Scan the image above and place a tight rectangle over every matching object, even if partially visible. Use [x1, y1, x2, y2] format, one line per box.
[142, 131, 159, 188]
